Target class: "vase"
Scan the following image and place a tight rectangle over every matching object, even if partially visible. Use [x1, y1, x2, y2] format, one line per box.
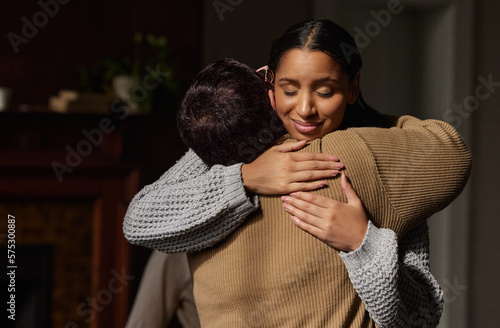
[111, 75, 142, 114]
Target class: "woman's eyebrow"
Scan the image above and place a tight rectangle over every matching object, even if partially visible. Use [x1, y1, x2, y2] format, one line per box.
[314, 77, 340, 84]
[277, 77, 298, 83]
[277, 77, 340, 83]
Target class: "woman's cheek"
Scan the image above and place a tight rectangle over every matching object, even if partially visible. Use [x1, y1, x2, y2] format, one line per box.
[276, 97, 295, 115]
[321, 96, 345, 116]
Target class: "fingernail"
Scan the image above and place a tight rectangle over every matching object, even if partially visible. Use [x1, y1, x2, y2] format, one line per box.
[331, 170, 339, 176]
[283, 203, 291, 210]
[330, 156, 339, 161]
[281, 196, 289, 202]
[335, 163, 344, 169]
[289, 192, 297, 197]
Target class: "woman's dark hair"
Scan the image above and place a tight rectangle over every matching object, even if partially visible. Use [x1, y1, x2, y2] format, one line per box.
[268, 19, 391, 129]
[177, 58, 286, 167]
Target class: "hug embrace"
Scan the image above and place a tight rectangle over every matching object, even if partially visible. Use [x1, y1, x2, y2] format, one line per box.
[124, 19, 471, 328]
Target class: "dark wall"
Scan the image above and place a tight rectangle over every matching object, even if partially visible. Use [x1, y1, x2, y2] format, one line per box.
[469, 0, 500, 326]
[0, 0, 204, 181]
[0, 0, 202, 111]
[0, 1, 203, 320]
[202, 0, 311, 68]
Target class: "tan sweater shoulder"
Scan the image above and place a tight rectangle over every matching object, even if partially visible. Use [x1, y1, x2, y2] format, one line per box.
[320, 115, 471, 236]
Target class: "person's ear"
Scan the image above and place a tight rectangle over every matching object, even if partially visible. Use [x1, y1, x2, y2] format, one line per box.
[348, 71, 361, 105]
[268, 89, 276, 110]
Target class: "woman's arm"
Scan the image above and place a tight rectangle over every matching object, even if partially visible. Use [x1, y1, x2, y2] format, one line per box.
[284, 115, 472, 247]
[123, 144, 341, 253]
[352, 115, 472, 234]
[241, 140, 343, 194]
[282, 178, 443, 327]
[123, 149, 260, 253]
[340, 222, 443, 328]
[282, 173, 368, 251]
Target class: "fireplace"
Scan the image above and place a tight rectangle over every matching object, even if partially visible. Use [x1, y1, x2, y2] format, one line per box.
[0, 112, 140, 327]
[0, 200, 94, 327]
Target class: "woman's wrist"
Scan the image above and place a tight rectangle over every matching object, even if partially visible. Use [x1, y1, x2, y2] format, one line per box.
[241, 163, 257, 193]
[339, 222, 397, 271]
[341, 219, 369, 253]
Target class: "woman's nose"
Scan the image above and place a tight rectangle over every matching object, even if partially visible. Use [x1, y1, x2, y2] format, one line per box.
[296, 93, 316, 118]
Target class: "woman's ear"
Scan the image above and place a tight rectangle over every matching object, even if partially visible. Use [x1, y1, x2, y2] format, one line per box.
[268, 89, 276, 110]
[348, 72, 361, 105]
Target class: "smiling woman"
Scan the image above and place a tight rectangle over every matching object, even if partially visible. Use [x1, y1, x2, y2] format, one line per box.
[267, 19, 391, 140]
[272, 49, 354, 140]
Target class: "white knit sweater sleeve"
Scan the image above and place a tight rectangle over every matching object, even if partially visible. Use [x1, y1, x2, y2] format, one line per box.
[123, 149, 259, 253]
[340, 221, 443, 328]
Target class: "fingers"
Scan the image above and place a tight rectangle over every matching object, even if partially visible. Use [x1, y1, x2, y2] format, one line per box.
[293, 160, 344, 173]
[282, 200, 323, 229]
[290, 216, 324, 239]
[273, 140, 307, 152]
[272, 142, 341, 163]
[284, 176, 369, 252]
[341, 171, 349, 190]
[282, 194, 326, 218]
[291, 152, 340, 163]
[341, 173, 362, 206]
[290, 153, 343, 179]
[290, 170, 339, 185]
[283, 165, 342, 192]
[281, 192, 340, 219]
[287, 181, 327, 193]
[284, 191, 329, 208]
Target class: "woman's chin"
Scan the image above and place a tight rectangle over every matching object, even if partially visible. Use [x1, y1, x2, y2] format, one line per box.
[290, 132, 318, 141]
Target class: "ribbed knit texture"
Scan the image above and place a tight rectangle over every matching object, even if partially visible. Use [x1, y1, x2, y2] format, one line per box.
[123, 116, 471, 327]
[354, 116, 472, 237]
[186, 116, 470, 327]
[188, 164, 375, 327]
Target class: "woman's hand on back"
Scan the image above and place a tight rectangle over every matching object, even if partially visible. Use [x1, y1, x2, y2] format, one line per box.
[241, 140, 343, 195]
[281, 173, 369, 252]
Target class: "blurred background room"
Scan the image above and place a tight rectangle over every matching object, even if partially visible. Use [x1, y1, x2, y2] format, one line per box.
[0, 0, 498, 327]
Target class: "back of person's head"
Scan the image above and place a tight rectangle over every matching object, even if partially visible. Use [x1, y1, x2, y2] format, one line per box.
[268, 19, 391, 129]
[177, 58, 286, 167]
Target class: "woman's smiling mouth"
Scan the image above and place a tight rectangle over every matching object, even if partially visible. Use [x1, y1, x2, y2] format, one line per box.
[292, 119, 323, 134]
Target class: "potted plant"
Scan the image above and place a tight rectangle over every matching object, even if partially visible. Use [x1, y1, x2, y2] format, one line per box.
[78, 33, 179, 114]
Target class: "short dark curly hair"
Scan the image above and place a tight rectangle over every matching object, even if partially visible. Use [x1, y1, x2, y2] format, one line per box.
[177, 58, 286, 167]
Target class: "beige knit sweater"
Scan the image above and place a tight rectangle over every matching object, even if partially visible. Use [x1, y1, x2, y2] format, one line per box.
[187, 116, 471, 327]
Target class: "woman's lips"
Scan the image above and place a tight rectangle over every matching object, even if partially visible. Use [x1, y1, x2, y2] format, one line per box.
[292, 120, 322, 133]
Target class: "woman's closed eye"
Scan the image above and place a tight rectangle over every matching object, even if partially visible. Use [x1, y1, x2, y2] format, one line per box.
[315, 88, 334, 98]
[283, 88, 298, 96]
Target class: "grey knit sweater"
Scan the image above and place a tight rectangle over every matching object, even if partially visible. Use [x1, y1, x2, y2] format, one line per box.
[124, 151, 442, 327]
